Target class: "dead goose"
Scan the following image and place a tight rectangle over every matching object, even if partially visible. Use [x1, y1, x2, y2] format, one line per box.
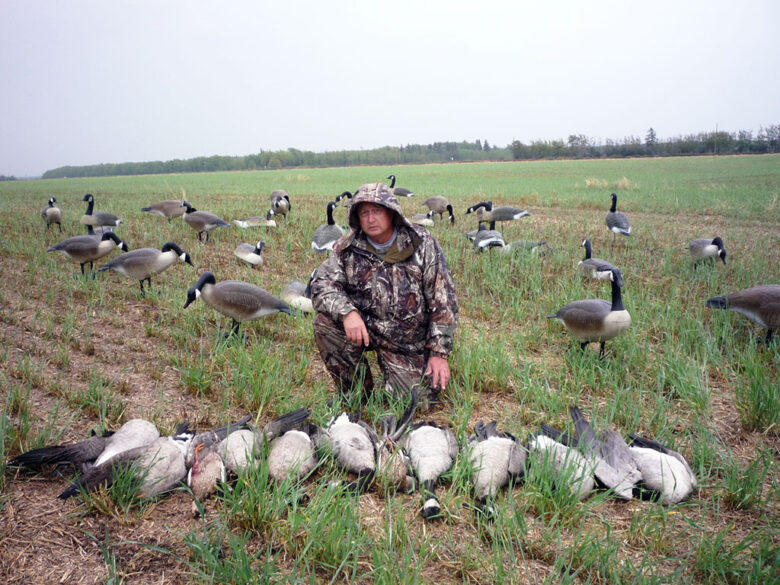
[80, 193, 122, 228]
[47, 231, 128, 275]
[234, 240, 265, 268]
[232, 209, 277, 229]
[185, 416, 253, 468]
[689, 236, 727, 268]
[628, 434, 697, 505]
[141, 200, 185, 221]
[467, 201, 530, 223]
[41, 197, 63, 232]
[423, 196, 455, 223]
[311, 201, 345, 253]
[578, 238, 619, 280]
[401, 421, 459, 519]
[409, 210, 436, 227]
[97, 241, 193, 295]
[605, 193, 631, 241]
[187, 443, 226, 515]
[527, 431, 595, 501]
[466, 420, 526, 516]
[267, 423, 320, 483]
[706, 284, 780, 343]
[270, 190, 291, 218]
[386, 174, 414, 197]
[547, 266, 631, 357]
[184, 271, 294, 337]
[182, 201, 231, 242]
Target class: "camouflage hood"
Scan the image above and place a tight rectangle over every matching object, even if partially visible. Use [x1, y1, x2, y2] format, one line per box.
[347, 183, 413, 232]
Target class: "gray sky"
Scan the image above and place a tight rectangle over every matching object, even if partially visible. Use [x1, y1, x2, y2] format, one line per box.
[2, 1, 778, 177]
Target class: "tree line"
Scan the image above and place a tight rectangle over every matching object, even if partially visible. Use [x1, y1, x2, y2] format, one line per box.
[39, 125, 780, 179]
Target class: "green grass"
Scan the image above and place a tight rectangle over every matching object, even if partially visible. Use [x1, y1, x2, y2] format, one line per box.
[0, 155, 778, 584]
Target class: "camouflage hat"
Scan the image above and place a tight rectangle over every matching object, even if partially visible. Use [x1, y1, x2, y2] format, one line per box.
[347, 183, 411, 231]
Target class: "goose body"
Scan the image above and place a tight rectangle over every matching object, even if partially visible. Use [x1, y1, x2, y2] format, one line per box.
[187, 443, 226, 514]
[311, 201, 345, 253]
[472, 221, 505, 251]
[467, 201, 530, 223]
[41, 197, 63, 232]
[47, 232, 128, 274]
[98, 241, 192, 294]
[141, 200, 185, 220]
[628, 435, 697, 505]
[689, 237, 726, 265]
[401, 422, 459, 519]
[234, 240, 265, 268]
[268, 427, 318, 482]
[80, 193, 122, 227]
[706, 284, 780, 342]
[605, 193, 631, 237]
[387, 174, 414, 197]
[547, 267, 631, 356]
[467, 421, 526, 513]
[232, 209, 277, 229]
[182, 201, 230, 242]
[578, 238, 618, 280]
[321, 413, 379, 491]
[527, 433, 595, 500]
[185, 416, 252, 468]
[409, 210, 435, 227]
[270, 190, 291, 218]
[423, 196, 455, 223]
[184, 272, 293, 336]
[280, 280, 313, 313]
[93, 418, 160, 466]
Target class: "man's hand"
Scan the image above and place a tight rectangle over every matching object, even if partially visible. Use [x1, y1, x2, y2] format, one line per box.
[425, 355, 450, 391]
[343, 310, 370, 347]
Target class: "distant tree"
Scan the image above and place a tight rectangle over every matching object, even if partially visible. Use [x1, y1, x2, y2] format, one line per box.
[0, 175, 17, 181]
[268, 157, 282, 169]
[483, 140, 490, 151]
[645, 128, 657, 154]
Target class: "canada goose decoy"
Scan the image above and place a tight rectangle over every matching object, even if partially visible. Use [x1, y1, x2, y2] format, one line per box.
[466, 420, 526, 516]
[400, 421, 459, 519]
[334, 190, 353, 203]
[409, 210, 436, 227]
[472, 222, 505, 251]
[184, 271, 294, 337]
[578, 238, 619, 280]
[47, 231, 129, 275]
[689, 236, 727, 268]
[423, 196, 455, 224]
[270, 190, 291, 218]
[234, 240, 265, 268]
[232, 209, 277, 229]
[467, 201, 530, 223]
[706, 284, 780, 343]
[187, 443, 226, 516]
[527, 431, 595, 501]
[567, 406, 640, 500]
[41, 197, 63, 232]
[547, 266, 631, 358]
[311, 201, 345, 253]
[386, 174, 414, 197]
[628, 434, 697, 505]
[218, 408, 310, 475]
[59, 423, 194, 499]
[182, 201, 231, 242]
[605, 193, 631, 242]
[97, 241, 193, 295]
[280, 278, 314, 313]
[80, 193, 122, 227]
[140, 200, 186, 221]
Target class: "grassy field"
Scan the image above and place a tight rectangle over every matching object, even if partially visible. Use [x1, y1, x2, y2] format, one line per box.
[0, 155, 778, 584]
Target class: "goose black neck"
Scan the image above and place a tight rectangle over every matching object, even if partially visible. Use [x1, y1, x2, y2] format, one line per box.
[583, 239, 592, 259]
[610, 278, 625, 311]
[84, 197, 94, 215]
[326, 202, 336, 225]
[195, 271, 217, 290]
[102, 231, 122, 245]
[610, 194, 617, 213]
[162, 242, 184, 255]
[489, 220, 496, 231]
[388, 175, 396, 188]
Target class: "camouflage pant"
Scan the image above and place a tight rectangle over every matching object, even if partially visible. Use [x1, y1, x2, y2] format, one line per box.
[313, 312, 436, 409]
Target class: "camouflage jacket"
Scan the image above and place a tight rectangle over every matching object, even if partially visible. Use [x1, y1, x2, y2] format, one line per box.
[311, 183, 458, 357]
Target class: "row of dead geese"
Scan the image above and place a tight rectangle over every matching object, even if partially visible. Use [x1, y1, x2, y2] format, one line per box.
[7, 396, 698, 519]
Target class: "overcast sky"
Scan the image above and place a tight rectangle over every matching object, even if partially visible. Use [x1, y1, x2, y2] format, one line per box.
[2, 1, 778, 177]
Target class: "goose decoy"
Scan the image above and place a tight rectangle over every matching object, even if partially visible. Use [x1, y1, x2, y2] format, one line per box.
[140, 200, 185, 221]
[97, 241, 193, 295]
[706, 284, 780, 343]
[280, 279, 314, 313]
[187, 443, 226, 515]
[311, 201, 345, 253]
[567, 406, 640, 500]
[409, 210, 436, 227]
[47, 231, 129, 275]
[334, 190, 353, 203]
[232, 209, 277, 229]
[605, 193, 631, 241]
[689, 236, 727, 268]
[547, 266, 631, 357]
[400, 421, 459, 519]
[41, 197, 63, 232]
[182, 201, 231, 242]
[234, 240, 265, 268]
[184, 271, 294, 337]
[80, 193, 122, 228]
[59, 422, 193, 499]
[423, 196, 455, 224]
[218, 408, 310, 475]
[578, 238, 619, 280]
[466, 420, 526, 516]
[527, 431, 595, 501]
[386, 174, 414, 197]
[472, 222, 506, 251]
[467, 201, 530, 223]
[270, 190, 291, 218]
[628, 434, 697, 505]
